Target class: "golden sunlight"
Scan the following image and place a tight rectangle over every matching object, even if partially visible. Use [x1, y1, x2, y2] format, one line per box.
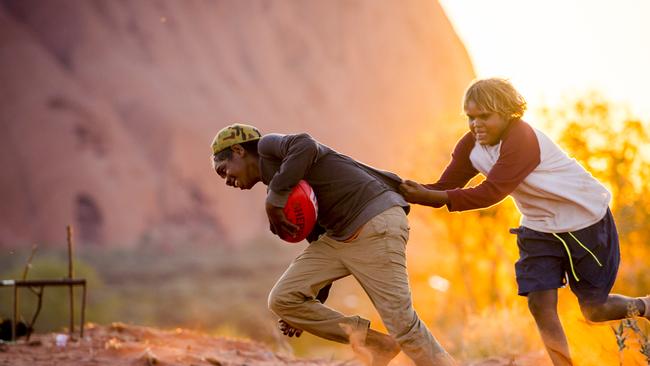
[439, 0, 650, 121]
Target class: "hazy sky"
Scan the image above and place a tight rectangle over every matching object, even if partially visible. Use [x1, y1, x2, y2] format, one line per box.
[438, 0, 650, 120]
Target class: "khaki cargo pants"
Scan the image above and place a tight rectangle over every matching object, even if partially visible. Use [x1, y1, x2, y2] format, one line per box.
[268, 206, 449, 365]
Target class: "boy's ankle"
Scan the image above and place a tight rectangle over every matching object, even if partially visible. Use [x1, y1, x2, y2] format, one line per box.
[364, 329, 400, 366]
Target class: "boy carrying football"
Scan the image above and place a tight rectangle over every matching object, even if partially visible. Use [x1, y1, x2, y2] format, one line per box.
[399, 78, 650, 366]
[211, 124, 455, 366]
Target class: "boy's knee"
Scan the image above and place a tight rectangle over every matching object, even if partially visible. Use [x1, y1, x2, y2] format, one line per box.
[527, 295, 557, 318]
[267, 288, 286, 315]
[579, 303, 606, 322]
[580, 306, 599, 322]
[267, 286, 300, 315]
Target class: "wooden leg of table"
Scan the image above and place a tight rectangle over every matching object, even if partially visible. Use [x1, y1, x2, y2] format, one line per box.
[69, 284, 75, 337]
[80, 284, 86, 338]
[12, 285, 18, 342]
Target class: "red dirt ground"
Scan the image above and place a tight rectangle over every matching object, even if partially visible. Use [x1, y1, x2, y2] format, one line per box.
[0, 323, 548, 366]
[0, 323, 352, 366]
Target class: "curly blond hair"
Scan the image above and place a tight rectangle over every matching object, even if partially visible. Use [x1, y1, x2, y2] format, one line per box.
[463, 78, 527, 120]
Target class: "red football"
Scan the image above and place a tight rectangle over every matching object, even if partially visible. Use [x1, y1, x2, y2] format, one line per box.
[280, 180, 318, 243]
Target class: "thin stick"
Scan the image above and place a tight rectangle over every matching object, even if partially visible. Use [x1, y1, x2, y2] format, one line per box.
[12, 284, 18, 341]
[67, 226, 74, 279]
[81, 283, 87, 338]
[21, 244, 38, 281]
[67, 225, 75, 336]
[21, 244, 39, 329]
[25, 286, 44, 342]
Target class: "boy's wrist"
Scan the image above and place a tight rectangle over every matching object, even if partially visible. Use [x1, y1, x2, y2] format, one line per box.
[266, 190, 288, 208]
[424, 190, 448, 207]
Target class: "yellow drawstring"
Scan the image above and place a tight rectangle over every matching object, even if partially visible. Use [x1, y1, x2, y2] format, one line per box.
[568, 232, 603, 267]
[551, 232, 603, 282]
[553, 233, 580, 282]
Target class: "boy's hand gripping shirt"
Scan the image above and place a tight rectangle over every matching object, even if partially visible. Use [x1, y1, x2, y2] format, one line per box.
[429, 120, 611, 233]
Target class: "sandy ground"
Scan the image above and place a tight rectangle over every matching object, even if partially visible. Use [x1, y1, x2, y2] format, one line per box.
[0, 323, 548, 366]
[0, 323, 354, 366]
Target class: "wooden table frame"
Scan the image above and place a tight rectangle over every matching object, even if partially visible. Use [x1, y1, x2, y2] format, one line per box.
[1, 278, 86, 341]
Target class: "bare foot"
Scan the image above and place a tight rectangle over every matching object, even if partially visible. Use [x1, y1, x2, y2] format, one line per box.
[278, 319, 303, 338]
[431, 351, 457, 366]
[365, 329, 401, 366]
[340, 324, 400, 366]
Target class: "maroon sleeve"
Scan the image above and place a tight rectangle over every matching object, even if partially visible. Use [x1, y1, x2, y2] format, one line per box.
[446, 121, 541, 211]
[425, 132, 479, 191]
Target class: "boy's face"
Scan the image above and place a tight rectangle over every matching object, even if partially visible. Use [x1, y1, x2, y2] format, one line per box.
[213, 145, 259, 190]
[465, 100, 510, 146]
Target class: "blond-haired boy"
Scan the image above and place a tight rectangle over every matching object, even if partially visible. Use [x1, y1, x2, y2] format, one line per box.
[400, 78, 650, 366]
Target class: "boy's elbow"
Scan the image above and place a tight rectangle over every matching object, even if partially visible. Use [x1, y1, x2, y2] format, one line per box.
[292, 133, 319, 157]
[294, 133, 317, 147]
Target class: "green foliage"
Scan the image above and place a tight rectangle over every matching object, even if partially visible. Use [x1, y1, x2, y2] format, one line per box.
[613, 318, 650, 365]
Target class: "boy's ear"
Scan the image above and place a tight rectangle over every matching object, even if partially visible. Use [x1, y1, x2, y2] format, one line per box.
[231, 144, 245, 156]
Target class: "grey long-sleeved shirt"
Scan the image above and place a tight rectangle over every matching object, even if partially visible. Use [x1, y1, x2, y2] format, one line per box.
[258, 133, 408, 240]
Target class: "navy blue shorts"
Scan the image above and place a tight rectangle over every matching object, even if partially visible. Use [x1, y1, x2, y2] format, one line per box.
[511, 209, 620, 307]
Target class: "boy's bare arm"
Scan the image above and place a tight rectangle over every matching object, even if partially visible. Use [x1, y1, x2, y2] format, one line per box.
[266, 202, 299, 237]
[399, 180, 449, 207]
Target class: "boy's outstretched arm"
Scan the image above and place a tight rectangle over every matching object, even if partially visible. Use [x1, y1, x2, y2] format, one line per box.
[399, 180, 449, 207]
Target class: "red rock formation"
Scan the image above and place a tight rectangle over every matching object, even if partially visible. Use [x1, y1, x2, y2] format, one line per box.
[0, 0, 473, 247]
